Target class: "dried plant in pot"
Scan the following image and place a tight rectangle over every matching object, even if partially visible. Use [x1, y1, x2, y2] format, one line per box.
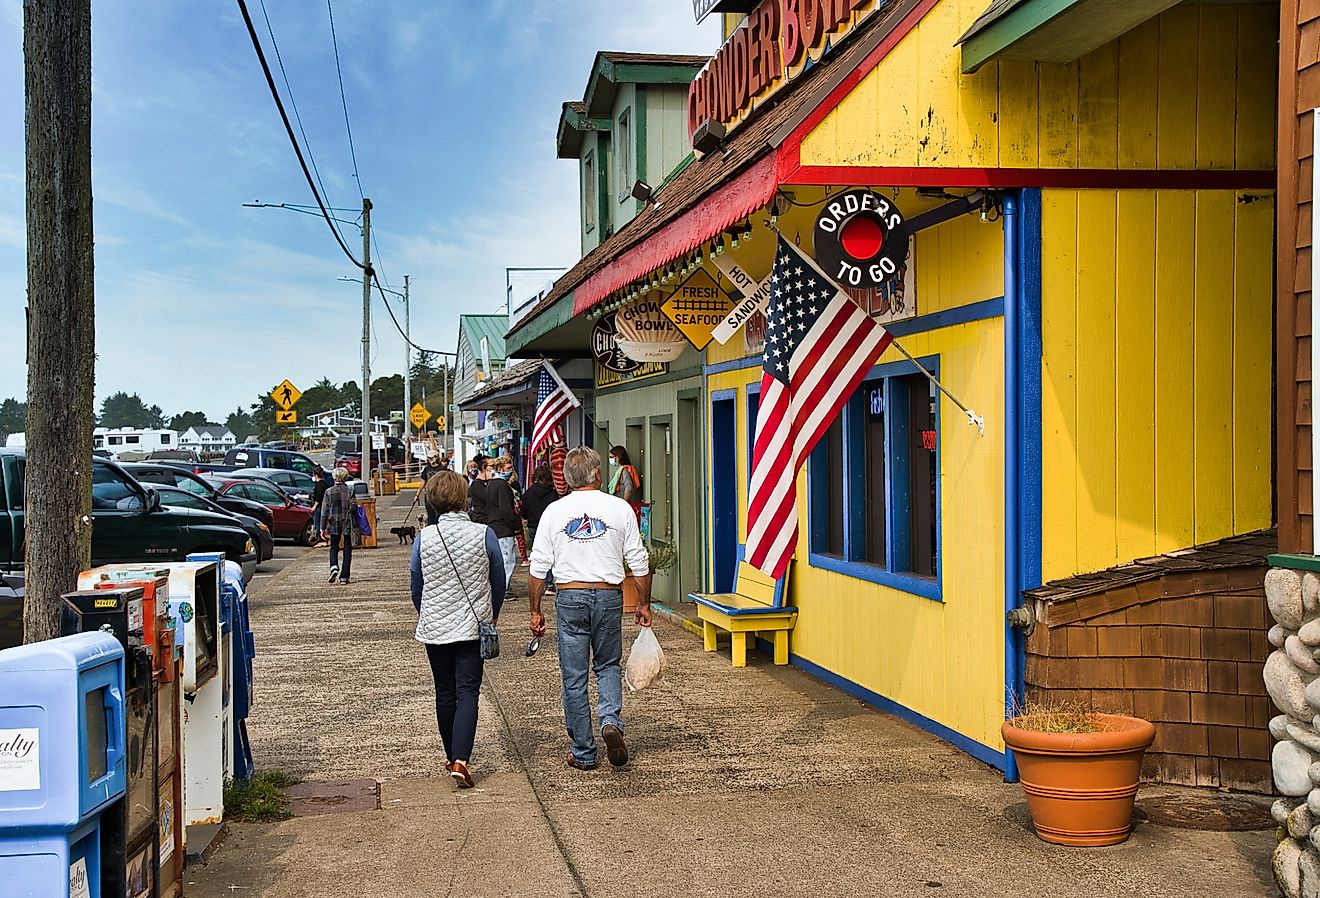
[1002, 701, 1156, 847]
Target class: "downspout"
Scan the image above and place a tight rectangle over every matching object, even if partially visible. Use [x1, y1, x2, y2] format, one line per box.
[1002, 191, 1022, 783]
[1002, 188, 1044, 784]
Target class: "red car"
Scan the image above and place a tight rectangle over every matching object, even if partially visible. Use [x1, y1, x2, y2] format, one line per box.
[212, 478, 316, 545]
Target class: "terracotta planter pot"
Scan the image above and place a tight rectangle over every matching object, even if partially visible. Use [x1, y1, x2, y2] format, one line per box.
[622, 577, 639, 613]
[1002, 713, 1156, 847]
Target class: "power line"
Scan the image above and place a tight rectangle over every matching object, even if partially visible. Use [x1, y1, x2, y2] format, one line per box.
[372, 273, 453, 357]
[326, 0, 365, 204]
[235, 0, 364, 269]
[257, 0, 347, 248]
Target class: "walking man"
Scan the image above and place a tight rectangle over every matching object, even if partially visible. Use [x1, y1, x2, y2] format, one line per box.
[529, 447, 651, 770]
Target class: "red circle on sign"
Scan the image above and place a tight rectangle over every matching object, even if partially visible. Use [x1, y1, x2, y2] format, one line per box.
[840, 214, 885, 261]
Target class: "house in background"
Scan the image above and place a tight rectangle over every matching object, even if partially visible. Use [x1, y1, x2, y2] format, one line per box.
[179, 425, 237, 457]
[454, 314, 510, 470]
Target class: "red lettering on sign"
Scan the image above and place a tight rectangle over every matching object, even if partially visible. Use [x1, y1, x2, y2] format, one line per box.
[760, 2, 782, 88]
[731, 27, 749, 110]
[781, 0, 803, 67]
[921, 430, 937, 451]
[799, 0, 823, 51]
[825, 0, 848, 30]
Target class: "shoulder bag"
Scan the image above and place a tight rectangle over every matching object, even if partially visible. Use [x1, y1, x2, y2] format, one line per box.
[434, 525, 499, 660]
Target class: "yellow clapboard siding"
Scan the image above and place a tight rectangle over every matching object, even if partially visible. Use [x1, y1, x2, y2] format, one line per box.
[1155, 7, 1199, 170]
[798, 3, 1274, 172]
[1152, 192, 1197, 552]
[1115, 192, 1158, 561]
[1235, 5, 1278, 171]
[1077, 40, 1119, 170]
[1040, 191, 1079, 581]
[1192, 191, 1236, 544]
[1116, 20, 1159, 169]
[1232, 193, 1274, 532]
[997, 61, 1039, 168]
[1073, 191, 1119, 572]
[1195, 8, 1238, 171]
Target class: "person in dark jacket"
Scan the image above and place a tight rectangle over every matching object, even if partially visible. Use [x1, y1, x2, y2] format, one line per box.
[420, 453, 445, 526]
[310, 466, 332, 547]
[320, 466, 358, 585]
[521, 466, 559, 591]
[468, 455, 519, 592]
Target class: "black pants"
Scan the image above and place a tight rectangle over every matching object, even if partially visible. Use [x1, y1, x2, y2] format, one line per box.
[328, 531, 352, 580]
[425, 640, 483, 763]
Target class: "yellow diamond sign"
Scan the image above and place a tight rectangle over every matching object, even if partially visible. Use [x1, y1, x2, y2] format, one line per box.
[661, 268, 733, 350]
[275, 410, 297, 425]
[409, 403, 431, 429]
[271, 379, 301, 410]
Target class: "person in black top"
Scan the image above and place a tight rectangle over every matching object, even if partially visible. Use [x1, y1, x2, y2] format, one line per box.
[468, 454, 519, 592]
[420, 453, 445, 526]
[520, 465, 559, 591]
[310, 466, 332, 547]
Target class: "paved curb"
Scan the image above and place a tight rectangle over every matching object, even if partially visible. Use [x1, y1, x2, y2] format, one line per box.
[651, 601, 703, 638]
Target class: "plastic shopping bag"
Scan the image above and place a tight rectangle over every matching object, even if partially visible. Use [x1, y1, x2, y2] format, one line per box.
[625, 626, 666, 692]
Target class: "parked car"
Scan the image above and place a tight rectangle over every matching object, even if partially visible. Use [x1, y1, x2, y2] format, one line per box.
[223, 447, 320, 474]
[146, 449, 199, 463]
[0, 449, 256, 582]
[0, 573, 21, 651]
[226, 467, 317, 503]
[334, 434, 406, 476]
[146, 485, 275, 563]
[262, 440, 295, 451]
[211, 477, 316, 545]
[92, 448, 119, 462]
[121, 463, 275, 529]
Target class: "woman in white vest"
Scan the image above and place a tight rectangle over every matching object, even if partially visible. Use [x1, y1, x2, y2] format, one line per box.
[409, 470, 507, 788]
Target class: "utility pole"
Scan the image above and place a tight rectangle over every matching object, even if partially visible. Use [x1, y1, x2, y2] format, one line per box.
[360, 197, 372, 492]
[24, 0, 95, 643]
[403, 274, 411, 441]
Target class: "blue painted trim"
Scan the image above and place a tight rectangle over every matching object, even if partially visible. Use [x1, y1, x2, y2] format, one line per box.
[881, 296, 1003, 337]
[692, 594, 798, 616]
[701, 298, 1004, 378]
[736, 542, 746, 562]
[711, 395, 739, 594]
[788, 652, 1007, 771]
[705, 356, 762, 375]
[807, 553, 941, 601]
[710, 387, 738, 402]
[805, 354, 943, 602]
[745, 385, 760, 508]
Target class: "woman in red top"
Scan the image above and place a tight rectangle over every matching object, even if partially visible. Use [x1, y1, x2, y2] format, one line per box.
[607, 446, 642, 518]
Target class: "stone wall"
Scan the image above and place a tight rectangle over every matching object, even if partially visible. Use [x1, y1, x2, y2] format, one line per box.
[1265, 566, 1320, 898]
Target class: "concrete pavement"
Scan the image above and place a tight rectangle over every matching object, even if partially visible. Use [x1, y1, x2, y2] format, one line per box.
[189, 489, 1281, 898]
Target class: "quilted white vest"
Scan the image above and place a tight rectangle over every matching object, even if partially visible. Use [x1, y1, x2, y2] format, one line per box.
[414, 514, 494, 645]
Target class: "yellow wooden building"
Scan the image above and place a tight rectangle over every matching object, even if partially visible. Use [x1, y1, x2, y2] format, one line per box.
[509, 0, 1277, 774]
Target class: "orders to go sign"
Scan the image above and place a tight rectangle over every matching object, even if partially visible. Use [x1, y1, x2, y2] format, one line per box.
[812, 188, 909, 290]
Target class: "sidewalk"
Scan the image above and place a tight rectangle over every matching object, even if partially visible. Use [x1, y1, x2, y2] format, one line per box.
[190, 491, 1279, 898]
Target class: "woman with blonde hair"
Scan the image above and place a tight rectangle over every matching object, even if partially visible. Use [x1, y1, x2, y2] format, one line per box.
[410, 470, 506, 787]
[321, 466, 357, 584]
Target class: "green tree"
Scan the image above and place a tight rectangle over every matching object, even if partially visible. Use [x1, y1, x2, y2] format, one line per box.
[168, 410, 208, 432]
[370, 374, 404, 421]
[99, 391, 164, 428]
[225, 407, 255, 440]
[0, 398, 26, 435]
[299, 377, 344, 418]
[250, 395, 279, 440]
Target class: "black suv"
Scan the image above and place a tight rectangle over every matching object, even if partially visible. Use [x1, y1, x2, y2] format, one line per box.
[122, 463, 275, 529]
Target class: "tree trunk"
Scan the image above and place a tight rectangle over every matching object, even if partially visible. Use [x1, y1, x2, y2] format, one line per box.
[23, 0, 95, 643]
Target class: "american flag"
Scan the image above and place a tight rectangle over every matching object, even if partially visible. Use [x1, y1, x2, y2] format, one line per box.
[746, 238, 894, 578]
[530, 362, 579, 459]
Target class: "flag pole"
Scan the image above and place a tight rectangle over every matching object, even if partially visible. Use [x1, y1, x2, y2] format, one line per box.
[774, 227, 987, 437]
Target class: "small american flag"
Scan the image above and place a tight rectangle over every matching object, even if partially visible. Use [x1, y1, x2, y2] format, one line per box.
[530, 362, 579, 459]
[746, 237, 894, 578]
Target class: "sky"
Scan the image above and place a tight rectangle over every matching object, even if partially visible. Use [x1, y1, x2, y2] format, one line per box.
[0, 1, 718, 421]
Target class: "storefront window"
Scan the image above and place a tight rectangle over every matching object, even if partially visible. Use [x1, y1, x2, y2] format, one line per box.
[649, 419, 671, 542]
[617, 108, 631, 200]
[808, 359, 941, 598]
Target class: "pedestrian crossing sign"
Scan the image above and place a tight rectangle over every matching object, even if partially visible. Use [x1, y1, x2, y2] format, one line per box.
[276, 410, 297, 424]
[271, 379, 301, 410]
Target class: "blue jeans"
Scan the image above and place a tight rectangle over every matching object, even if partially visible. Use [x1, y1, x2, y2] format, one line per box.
[499, 536, 518, 592]
[555, 588, 624, 765]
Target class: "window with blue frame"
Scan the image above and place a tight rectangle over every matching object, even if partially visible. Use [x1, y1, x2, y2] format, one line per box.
[809, 359, 940, 597]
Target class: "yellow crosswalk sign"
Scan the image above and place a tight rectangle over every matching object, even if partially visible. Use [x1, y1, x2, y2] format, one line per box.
[276, 410, 297, 424]
[271, 379, 301, 410]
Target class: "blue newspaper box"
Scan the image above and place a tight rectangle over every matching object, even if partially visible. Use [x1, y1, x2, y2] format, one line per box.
[0, 632, 127, 898]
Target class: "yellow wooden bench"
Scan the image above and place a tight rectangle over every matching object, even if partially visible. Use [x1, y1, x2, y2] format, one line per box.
[690, 561, 796, 668]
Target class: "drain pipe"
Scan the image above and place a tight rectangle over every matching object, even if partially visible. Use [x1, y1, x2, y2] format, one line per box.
[1002, 191, 1022, 784]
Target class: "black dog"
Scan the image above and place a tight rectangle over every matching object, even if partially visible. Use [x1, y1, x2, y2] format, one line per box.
[390, 526, 416, 545]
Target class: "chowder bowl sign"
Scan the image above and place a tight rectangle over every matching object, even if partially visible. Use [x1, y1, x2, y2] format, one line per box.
[615, 292, 687, 362]
[591, 312, 641, 374]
